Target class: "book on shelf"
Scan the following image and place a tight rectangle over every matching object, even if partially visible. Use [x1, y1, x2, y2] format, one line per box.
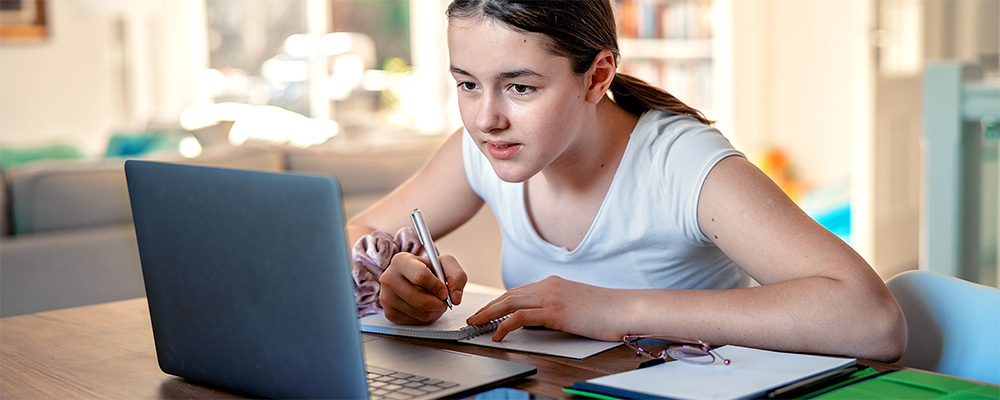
[615, 0, 714, 40]
[619, 58, 713, 110]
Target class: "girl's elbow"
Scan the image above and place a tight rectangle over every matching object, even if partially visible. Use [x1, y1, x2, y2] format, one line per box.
[868, 301, 908, 363]
[886, 304, 908, 362]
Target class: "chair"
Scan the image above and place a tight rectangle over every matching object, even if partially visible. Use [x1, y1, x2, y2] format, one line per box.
[886, 269, 1000, 385]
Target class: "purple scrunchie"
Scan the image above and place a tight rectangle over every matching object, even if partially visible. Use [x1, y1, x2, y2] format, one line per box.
[352, 227, 426, 317]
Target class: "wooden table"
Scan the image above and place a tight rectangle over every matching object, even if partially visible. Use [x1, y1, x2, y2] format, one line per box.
[1, 298, 900, 399]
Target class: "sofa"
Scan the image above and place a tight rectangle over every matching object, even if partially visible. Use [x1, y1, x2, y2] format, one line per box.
[0, 133, 503, 317]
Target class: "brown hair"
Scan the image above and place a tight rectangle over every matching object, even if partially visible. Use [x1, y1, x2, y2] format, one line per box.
[446, 0, 712, 125]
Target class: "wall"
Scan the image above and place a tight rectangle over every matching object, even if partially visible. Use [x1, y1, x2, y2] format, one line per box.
[0, 0, 204, 157]
[925, 0, 1000, 64]
[729, 0, 863, 188]
[727, 0, 880, 268]
[0, 1, 123, 156]
[0, 0, 870, 181]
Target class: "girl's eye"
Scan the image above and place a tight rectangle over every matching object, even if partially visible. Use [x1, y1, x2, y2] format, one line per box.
[458, 81, 478, 91]
[510, 84, 534, 95]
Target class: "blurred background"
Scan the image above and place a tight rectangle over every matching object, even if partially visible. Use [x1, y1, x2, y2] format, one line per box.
[0, 0, 997, 287]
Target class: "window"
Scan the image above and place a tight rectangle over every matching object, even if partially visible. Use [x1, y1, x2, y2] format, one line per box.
[196, 0, 423, 143]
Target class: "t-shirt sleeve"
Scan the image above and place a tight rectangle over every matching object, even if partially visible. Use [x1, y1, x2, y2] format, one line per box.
[653, 117, 744, 245]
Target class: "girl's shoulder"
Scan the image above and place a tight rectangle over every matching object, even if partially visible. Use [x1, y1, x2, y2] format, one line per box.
[632, 110, 728, 150]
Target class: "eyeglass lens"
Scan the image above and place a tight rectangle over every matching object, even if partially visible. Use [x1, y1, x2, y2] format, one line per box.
[627, 336, 726, 365]
[666, 346, 714, 364]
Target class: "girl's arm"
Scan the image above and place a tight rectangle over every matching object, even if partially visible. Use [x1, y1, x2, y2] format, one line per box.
[668, 155, 904, 360]
[348, 129, 486, 324]
[347, 129, 483, 243]
[468, 155, 906, 362]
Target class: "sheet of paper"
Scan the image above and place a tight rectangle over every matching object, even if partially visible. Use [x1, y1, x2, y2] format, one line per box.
[587, 345, 855, 399]
[359, 284, 619, 358]
[464, 328, 620, 359]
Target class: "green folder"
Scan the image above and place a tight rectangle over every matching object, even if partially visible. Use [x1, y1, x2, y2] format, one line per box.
[807, 369, 999, 400]
[565, 368, 1000, 399]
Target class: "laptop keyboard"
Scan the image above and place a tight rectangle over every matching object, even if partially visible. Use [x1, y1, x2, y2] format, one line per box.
[367, 366, 460, 400]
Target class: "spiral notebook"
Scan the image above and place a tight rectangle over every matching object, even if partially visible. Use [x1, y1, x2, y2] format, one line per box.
[358, 287, 620, 359]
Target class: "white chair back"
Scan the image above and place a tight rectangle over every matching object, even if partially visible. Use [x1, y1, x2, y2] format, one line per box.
[886, 269, 1000, 385]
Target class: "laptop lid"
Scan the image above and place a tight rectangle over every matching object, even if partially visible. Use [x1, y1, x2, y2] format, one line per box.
[125, 160, 535, 399]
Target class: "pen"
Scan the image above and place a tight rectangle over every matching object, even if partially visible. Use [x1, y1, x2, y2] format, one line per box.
[410, 208, 454, 310]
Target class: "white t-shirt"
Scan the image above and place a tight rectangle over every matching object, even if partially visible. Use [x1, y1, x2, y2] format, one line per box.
[462, 110, 748, 290]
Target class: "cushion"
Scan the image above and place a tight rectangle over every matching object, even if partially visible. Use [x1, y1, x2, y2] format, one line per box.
[285, 137, 441, 196]
[0, 144, 85, 170]
[160, 144, 286, 171]
[0, 166, 9, 236]
[8, 159, 132, 235]
[7, 145, 285, 235]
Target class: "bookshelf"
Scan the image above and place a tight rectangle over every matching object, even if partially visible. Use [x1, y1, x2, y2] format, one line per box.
[614, 0, 719, 118]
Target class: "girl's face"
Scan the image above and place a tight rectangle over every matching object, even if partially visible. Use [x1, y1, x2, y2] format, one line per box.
[448, 18, 593, 183]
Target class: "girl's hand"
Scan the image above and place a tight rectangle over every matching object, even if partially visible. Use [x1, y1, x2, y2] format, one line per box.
[378, 252, 467, 325]
[465, 275, 626, 342]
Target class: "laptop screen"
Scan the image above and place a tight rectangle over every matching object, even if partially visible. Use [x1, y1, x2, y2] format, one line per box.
[125, 160, 535, 399]
[127, 160, 368, 398]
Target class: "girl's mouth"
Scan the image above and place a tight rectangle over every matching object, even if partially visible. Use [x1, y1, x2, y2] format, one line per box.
[486, 141, 521, 160]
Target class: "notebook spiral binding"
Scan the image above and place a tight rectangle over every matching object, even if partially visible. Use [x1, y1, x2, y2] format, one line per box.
[458, 314, 510, 340]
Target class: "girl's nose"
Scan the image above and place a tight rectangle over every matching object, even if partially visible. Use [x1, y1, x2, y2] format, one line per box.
[475, 94, 507, 134]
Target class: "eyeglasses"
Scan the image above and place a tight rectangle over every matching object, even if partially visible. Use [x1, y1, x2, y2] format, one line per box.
[623, 335, 731, 366]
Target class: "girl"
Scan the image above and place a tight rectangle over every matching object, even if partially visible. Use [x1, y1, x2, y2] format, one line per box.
[347, 0, 906, 362]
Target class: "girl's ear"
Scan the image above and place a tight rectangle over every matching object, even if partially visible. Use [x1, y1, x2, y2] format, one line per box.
[584, 50, 616, 104]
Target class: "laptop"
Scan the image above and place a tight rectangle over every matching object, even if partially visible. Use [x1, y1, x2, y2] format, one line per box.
[124, 160, 536, 399]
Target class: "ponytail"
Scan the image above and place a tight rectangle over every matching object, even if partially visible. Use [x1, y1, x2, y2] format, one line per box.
[446, 0, 712, 126]
[610, 72, 713, 126]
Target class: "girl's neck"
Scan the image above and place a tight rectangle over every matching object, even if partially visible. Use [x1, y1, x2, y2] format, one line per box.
[535, 98, 639, 195]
